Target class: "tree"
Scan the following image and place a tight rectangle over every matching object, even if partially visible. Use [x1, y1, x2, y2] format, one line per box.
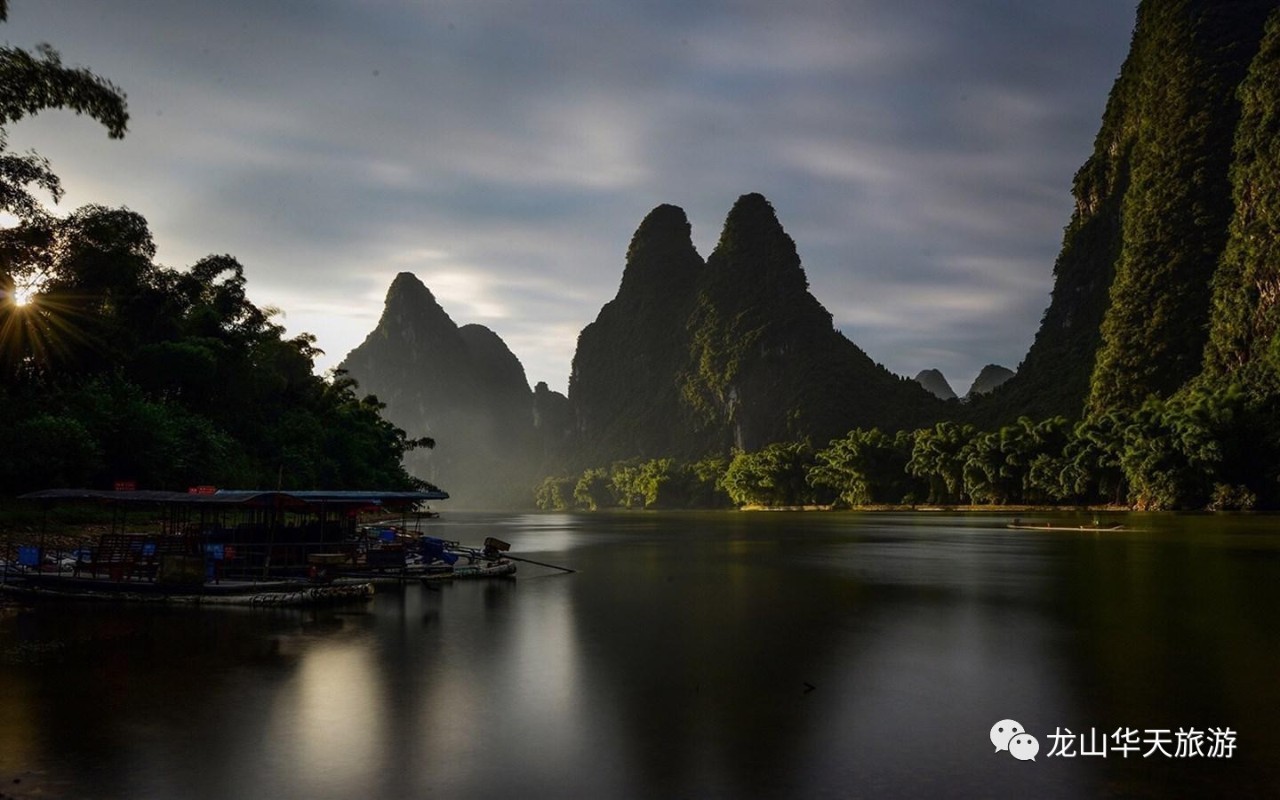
[535, 476, 576, 511]
[907, 422, 974, 504]
[810, 428, 916, 506]
[0, 3, 128, 224]
[722, 441, 819, 507]
[1060, 413, 1129, 504]
[574, 468, 613, 510]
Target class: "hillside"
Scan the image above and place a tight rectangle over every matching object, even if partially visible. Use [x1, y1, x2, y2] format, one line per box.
[971, 0, 1279, 426]
[568, 205, 705, 465]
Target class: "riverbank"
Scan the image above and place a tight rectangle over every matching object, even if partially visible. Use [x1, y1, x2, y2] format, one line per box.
[740, 503, 1131, 513]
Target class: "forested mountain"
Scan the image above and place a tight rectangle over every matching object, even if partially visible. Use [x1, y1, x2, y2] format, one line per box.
[569, 193, 944, 465]
[340, 273, 558, 507]
[975, 0, 1280, 426]
[1202, 8, 1280, 394]
[568, 205, 705, 465]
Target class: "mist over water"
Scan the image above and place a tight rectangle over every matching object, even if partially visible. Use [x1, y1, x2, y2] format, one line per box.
[3, 512, 1278, 798]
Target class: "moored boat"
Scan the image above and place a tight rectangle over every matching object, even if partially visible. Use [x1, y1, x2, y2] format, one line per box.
[3, 487, 449, 605]
[420, 558, 517, 582]
[418, 536, 518, 582]
[1006, 519, 1125, 532]
[1, 574, 376, 606]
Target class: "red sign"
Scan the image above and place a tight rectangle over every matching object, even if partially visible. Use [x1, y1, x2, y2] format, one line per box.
[114, 481, 137, 492]
[187, 485, 218, 495]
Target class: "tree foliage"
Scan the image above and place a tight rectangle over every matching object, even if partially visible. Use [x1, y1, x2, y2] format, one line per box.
[538, 378, 1280, 511]
[0, 207, 431, 492]
[0, 5, 426, 494]
[1203, 8, 1280, 388]
[809, 428, 918, 506]
[1087, 0, 1276, 415]
[0, 6, 129, 224]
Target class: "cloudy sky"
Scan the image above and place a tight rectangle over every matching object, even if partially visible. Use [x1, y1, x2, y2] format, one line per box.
[4, 0, 1139, 395]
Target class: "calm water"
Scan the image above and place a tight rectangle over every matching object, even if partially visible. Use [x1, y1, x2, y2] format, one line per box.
[3, 512, 1280, 799]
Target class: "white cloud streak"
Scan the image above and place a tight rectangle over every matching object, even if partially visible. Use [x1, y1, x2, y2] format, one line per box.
[2, 0, 1139, 394]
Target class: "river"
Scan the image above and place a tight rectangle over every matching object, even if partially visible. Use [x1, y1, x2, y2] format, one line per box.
[2, 511, 1278, 798]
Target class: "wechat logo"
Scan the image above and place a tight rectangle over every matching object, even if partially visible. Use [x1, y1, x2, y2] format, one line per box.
[991, 719, 1039, 762]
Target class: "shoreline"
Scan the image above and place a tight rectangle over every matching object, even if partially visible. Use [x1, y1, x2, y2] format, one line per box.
[739, 504, 1133, 513]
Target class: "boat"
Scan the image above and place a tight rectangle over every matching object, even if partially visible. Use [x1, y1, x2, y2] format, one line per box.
[1006, 519, 1125, 532]
[420, 558, 517, 582]
[3, 487, 450, 605]
[0, 575, 376, 606]
[419, 536, 518, 582]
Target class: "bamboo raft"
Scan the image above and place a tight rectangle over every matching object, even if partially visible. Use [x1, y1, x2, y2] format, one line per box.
[420, 559, 517, 582]
[1006, 523, 1126, 532]
[0, 576, 375, 606]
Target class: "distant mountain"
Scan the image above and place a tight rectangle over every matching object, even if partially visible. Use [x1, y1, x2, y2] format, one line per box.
[340, 273, 560, 507]
[914, 369, 957, 401]
[966, 365, 1014, 399]
[569, 193, 944, 463]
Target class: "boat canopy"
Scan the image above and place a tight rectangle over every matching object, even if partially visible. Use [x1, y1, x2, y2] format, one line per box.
[18, 488, 448, 508]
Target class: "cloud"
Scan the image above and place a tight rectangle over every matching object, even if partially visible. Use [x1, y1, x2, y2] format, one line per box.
[2, 0, 1140, 395]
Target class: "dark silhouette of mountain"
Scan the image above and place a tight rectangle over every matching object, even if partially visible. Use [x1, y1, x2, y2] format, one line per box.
[568, 204, 705, 464]
[965, 365, 1014, 399]
[569, 193, 944, 463]
[915, 369, 957, 401]
[340, 272, 547, 507]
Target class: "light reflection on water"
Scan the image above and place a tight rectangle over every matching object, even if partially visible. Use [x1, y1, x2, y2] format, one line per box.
[2, 512, 1279, 798]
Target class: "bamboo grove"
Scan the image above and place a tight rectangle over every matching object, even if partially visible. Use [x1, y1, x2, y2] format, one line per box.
[538, 381, 1278, 512]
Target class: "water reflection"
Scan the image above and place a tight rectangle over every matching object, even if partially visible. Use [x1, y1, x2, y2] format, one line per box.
[272, 642, 382, 793]
[3, 513, 1280, 797]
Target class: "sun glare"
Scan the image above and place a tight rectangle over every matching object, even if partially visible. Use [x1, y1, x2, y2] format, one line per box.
[8, 276, 43, 308]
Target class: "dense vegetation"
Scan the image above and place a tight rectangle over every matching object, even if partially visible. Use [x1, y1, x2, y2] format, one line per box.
[0, 6, 429, 494]
[970, 0, 1280, 427]
[539, 380, 1276, 512]
[1087, 0, 1277, 415]
[1203, 9, 1280, 392]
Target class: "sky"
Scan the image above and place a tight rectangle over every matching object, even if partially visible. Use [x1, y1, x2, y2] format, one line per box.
[3, 0, 1140, 396]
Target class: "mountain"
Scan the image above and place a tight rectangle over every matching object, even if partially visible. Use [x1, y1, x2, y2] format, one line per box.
[340, 272, 550, 507]
[915, 369, 957, 401]
[965, 365, 1014, 398]
[568, 204, 706, 464]
[343, 1, 1280, 507]
[1201, 8, 1280, 395]
[974, 0, 1280, 425]
[569, 193, 944, 463]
